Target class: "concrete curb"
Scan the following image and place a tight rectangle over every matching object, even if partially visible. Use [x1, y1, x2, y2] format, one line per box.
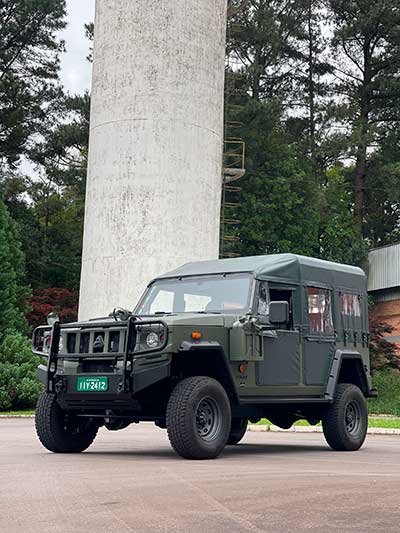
[0, 415, 35, 419]
[248, 425, 400, 435]
[1, 416, 399, 434]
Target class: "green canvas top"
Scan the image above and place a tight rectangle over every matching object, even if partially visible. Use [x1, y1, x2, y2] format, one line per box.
[155, 254, 367, 292]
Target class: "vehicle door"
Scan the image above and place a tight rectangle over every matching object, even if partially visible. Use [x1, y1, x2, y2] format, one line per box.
[303, 286, 336, 386]
[255, 282, 302, 390]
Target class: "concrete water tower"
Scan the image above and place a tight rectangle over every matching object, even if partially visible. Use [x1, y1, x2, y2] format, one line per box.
[79, 0, 228, 319]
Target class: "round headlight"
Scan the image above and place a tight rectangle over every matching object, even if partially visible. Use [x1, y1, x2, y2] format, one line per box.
[146, 332, 160, 348]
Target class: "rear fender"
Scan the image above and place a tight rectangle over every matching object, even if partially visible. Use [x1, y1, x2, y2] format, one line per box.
[325, 350, 375, 399]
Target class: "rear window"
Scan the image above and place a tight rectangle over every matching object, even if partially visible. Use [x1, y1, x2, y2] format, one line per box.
[307, 287, 334, 334]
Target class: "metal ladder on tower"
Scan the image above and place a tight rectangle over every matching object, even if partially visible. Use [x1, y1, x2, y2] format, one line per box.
[220, 7, 247, 259]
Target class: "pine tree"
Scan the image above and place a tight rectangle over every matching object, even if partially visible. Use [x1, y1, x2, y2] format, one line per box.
[0, 0, 67, 169]
[228, 0, 308, 101]
[328, 0, 400, 230]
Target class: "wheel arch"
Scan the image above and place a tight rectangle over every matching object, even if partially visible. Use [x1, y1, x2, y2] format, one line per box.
[172, 342, 239, 405]
[325, 350, 372, 399]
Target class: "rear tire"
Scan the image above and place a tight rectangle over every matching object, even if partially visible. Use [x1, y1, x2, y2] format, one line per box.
[322, 383, 368, 451]
[166, 376, 231, 460]
[227, 418, 248, 445]
[35, 392, 98, 453]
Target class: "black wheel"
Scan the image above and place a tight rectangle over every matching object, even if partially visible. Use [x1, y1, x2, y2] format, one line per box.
[322, 383, 368, 451]
[35, 392, 99, 453]
[227, 418, 248, 445]
[166, 376, 231, 460]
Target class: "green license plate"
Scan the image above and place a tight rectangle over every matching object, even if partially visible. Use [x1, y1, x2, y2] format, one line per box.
[77, 377, 108, 392]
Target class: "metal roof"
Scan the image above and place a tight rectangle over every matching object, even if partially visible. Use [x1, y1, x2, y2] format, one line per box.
[155, 254, 366, 290]
[368, 243, 400, 292]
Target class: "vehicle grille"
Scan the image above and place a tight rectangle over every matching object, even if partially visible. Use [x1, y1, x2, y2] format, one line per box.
[62, 322, 166, 356]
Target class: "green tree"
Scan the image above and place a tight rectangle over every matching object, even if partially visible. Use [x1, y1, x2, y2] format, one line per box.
[228, 0, 307, 100]
[0, 174, 44, 288]
[363, 130, 400, 246]
[287, 1, 333, 172]
[27, 93, 90, 289]
[0, 196, 29, 337]
[233, 99, 320, 256]
[0, 333, 42, 410]
[318, 166, 367, 264]
[0, 0, 67, 169]
[328, 0, 400, 230]
[1, 92, 90, 290]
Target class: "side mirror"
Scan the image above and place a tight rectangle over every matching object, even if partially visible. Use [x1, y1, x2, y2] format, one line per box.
[268, 301, 289, 325]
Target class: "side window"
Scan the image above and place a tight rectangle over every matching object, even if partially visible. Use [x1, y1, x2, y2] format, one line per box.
[340, 293, 361, 317]
[307, 287, 334, 335]
[257, 283, 269, 315]
[340, 293, 362, 331]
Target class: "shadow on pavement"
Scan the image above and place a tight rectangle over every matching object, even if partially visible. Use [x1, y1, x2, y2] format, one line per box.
[79, 442, 329, 460]
[223, 442, 329, 456]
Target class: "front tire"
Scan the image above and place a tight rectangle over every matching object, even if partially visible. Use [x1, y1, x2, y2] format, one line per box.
[322, 383, 368, 451]
[166, 376, 231, 459]
[227, 418, 248, 445]
[35, 392, 99, 453]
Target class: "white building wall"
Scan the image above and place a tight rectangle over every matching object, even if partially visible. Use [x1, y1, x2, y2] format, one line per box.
[79, 0, 227, 319]
[368, 243, 400, 292]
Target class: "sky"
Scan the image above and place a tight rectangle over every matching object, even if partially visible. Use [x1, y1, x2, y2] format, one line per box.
[59, 0, 96, 94]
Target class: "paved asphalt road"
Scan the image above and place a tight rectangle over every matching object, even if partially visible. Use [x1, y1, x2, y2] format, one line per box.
[0, 419, 399, 533]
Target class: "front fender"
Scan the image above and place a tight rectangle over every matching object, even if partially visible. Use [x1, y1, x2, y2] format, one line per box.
[177, 341, 239, 404]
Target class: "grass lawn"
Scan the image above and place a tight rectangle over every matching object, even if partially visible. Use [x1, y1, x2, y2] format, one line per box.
[367, 370, 400, 417]
[254, 418, 400, 429]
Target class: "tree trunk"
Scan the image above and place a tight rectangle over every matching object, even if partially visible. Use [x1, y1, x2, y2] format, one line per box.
[252, 46, 262, 100]
[308, 0, 316, 173]
[354, 44, 371, 231]
[354, 135, 367, 230]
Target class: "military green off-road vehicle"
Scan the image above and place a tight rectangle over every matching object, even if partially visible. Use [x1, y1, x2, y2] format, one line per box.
[33, 254, 376, 459]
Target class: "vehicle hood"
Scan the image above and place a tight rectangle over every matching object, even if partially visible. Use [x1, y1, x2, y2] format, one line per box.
[63, 313, 234, 329]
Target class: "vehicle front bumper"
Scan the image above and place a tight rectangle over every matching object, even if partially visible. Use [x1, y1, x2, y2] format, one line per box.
[37, 358, 171, 412]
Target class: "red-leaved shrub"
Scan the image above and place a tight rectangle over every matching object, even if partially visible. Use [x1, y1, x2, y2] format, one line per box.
[27, 288, 79, 330]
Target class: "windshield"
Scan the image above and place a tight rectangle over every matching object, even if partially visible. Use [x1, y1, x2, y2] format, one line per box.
[135, 274, 253, 315]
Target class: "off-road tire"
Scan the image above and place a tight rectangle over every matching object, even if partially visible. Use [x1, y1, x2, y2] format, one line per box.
[166, 376, 231, 460]
[35, 392, 98, 453]
[227, 418, 248, 445]
[322, 383, 368, 451]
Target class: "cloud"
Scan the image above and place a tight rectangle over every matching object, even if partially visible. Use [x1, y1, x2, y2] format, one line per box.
[59, 0, 96, 95]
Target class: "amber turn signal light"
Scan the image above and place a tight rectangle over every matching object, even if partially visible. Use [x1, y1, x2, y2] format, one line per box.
[191, 332, 202, 340]
[239, 363, 247, 374]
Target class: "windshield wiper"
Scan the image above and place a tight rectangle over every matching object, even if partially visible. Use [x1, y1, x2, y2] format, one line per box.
[195, 311, 222, 315]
